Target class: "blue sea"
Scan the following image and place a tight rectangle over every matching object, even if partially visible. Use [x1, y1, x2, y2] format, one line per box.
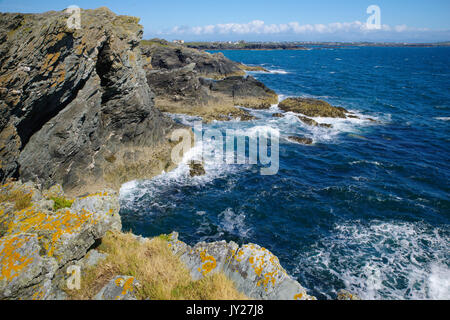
[120, 47, 450, 300]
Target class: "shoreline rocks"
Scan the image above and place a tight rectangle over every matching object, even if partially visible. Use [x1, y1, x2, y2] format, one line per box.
[141, 39, 278, 122]
[167, 232, 316, 300]
[0, 180, 121, 300]
[189, 161, 206, 177]
[288, 136, 314, 145]
[279, 97, 348, 118]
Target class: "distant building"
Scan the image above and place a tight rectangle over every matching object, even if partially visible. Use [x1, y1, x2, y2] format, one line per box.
[173, 40, 184, 44]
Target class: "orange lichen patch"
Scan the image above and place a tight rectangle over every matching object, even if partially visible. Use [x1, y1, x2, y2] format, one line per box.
[32, 290, 45, 300]
[79, 192, 109, 200]
[0, 235, 37, 281]
[115, 277, 136, 296]
[294, 293, 304, 300]
[235, 245, 288, 290]
[198, 250, 217, 276]
[6, 208, 97, 257]
[41, 52, 61, 73]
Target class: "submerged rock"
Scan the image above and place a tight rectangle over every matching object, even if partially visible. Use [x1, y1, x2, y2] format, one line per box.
[272, 113, 284, 118]
[189, 161, 206, 177]
[279, 98, 348, 118]
[94, 276, 139, 300]
[167, 232, 316, 300]
[288, 136, 314, 145]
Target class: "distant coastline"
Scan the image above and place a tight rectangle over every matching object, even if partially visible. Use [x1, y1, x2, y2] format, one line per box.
[183, 40, 450, 51]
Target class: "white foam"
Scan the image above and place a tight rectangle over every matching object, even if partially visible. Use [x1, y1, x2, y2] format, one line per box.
[297, 220, 450, 300]
[435, 117, 450, 121]
[268, 69, 290, 74]
[349, 160, 382, 166]
[218, 208, 252, 238]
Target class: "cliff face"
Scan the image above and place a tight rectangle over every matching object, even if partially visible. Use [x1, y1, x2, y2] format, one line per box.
[141, 38, 247, 79]
[0, 8, 179, 196]
[141, 40, 278, 122]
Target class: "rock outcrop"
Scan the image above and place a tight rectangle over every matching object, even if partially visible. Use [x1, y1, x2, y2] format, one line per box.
[189, 161, 206, 177]
[141, 39, 246, 79]
[94, 276, 139, 300]
[279, 98, 348, 118]
[0, 8, 181, 196]
[141, 40, 278, 122]
[0, 180, 121, 300]
[288, 136, 314, 145]
[167, 232, 316, 300]
[336, 289, 362, 300]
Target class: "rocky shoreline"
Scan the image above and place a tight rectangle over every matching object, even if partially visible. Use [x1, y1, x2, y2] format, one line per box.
[0, 180, 316, 300]
[0, 7, 364, 300]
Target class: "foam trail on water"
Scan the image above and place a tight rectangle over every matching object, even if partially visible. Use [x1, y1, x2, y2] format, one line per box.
[295, 220, 450, 300]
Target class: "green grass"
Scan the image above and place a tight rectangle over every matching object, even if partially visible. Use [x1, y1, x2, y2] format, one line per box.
[50, 196, 74, 211]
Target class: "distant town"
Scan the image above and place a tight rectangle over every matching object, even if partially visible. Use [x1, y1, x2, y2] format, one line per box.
[166, 39, 450, 50]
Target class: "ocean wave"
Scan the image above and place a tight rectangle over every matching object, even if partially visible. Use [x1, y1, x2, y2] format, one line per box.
[267, 69, 290, 74]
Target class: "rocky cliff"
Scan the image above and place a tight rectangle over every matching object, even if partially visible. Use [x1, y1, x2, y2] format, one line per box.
[0, 8, 180, 196]
[141, 39, 278, 122]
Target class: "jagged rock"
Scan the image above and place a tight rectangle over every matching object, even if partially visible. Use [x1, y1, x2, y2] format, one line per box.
[0, 8, 180, 196]
[279, 98, 348, 118]
[43, 184, 65, 199]
[142, 40, 277, 121]
[272, 113, 284, 118]
[189, 161, 206, 177]
[297, 116, 333, 128]
[288, 136, 313, 145]
[80, 249, 107, 268]
[71, 190, 122, 232]
[94, 276, 139, 300]
[337, 289, 362, 300]
[0, 234, 58, 300]
[298, 116, 319, 126]
[226, 244, 313, 300]
[0, 181, 122, 299]
[167, 232, 315, 300]
[141, 40, 245, 79]
[205, 76, 278, 110]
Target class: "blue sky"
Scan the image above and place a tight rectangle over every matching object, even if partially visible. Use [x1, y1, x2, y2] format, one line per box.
[1, 0, 449, 42]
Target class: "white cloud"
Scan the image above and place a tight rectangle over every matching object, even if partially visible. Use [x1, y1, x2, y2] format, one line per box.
[157, 20, 447, 41]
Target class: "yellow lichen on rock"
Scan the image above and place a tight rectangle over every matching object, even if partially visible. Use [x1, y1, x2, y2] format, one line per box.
[0, 234, 36, 281]
[198, 250, 217, 276]
[5, 207, 97, 257]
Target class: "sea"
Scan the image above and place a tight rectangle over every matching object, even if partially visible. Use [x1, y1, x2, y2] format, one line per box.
[119, 46, 450, 300]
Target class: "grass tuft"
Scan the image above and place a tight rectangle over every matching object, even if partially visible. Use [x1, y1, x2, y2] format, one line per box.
[65, 231, 248, 300]
[50, 196, 74, 211]
[0, 187, 32, 211]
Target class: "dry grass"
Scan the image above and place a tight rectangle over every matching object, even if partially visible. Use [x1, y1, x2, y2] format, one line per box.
[0, 185, 32, 211]
[65, 232, 248, 300]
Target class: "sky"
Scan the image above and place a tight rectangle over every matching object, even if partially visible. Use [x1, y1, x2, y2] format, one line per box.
[0, 0, 449, 42]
